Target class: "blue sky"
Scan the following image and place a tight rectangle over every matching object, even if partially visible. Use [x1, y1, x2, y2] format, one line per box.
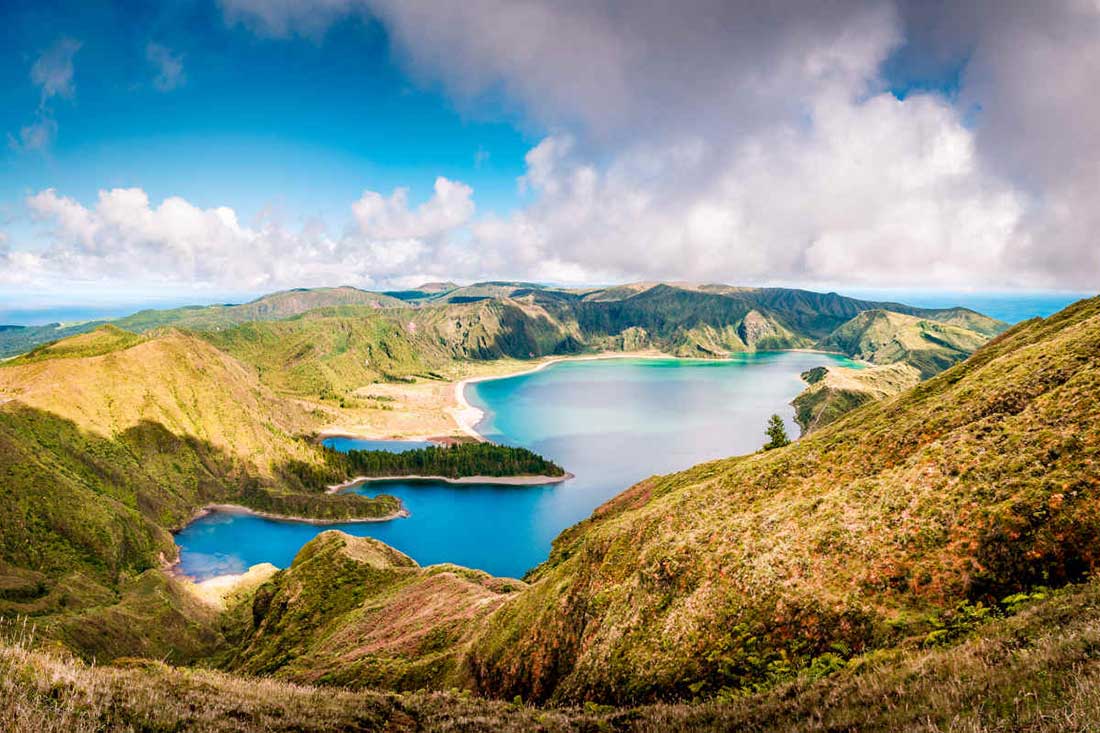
[0, 0, 534, 230]
[1, 1, 1097, 310]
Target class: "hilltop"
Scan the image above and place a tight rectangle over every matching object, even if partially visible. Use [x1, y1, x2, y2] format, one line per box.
[0, 286, 405, 359]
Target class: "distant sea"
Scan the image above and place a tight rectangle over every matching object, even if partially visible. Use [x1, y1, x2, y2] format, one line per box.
[838, 290, 1094, 324]
[1, 289, 1092, 327]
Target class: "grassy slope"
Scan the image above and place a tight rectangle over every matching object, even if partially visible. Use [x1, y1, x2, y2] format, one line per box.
[5, 325, 145, 365]
[466, 297, 1100, 704]
[0, 328, 398, 654]
[817, 309, 992, 377]
[222, 532, 525, 691]
[792, 362, 921, 433]
[4, 579, 1100, 731]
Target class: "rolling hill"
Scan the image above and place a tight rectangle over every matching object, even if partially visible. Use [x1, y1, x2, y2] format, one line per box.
[791, 362, 922, 433]
[0, 325, 399, 649]
[816, 308, 994, 377]
[1, 283, 1006, 373]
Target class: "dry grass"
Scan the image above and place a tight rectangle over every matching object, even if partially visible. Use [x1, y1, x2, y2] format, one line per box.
[5, 581, 1100, 731]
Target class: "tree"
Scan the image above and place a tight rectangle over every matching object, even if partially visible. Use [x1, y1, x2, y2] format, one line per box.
[763, 414, 790, 450]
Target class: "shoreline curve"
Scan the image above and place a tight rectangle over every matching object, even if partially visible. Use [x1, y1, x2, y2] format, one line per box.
[327, 472, 575, 494]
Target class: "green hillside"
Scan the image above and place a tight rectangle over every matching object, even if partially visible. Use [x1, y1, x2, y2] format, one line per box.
[792, 362, 921, 433]
[0, 283, 1005, 371]
[0, 286, 407, 359]
[462, 296, 1100, 703]
[5, 566, 1100, 730]
[221, 532, 524, 691]
[0, 329, 400, 649]
[816, 308, 993, 376]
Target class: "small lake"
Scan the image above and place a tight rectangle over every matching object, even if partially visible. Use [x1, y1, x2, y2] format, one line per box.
[176, 352, 857, 580]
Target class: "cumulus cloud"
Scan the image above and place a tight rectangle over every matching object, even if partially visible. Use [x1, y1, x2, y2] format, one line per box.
[352, 177, 474, 240]
[147, 42, 186, 92]
[206, 0, 1100, 290]
[16, 183, 484, 292]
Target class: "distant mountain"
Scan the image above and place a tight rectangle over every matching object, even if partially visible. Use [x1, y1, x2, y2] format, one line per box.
[0, 287, 407, 358]
[0, 279, 1007, 363]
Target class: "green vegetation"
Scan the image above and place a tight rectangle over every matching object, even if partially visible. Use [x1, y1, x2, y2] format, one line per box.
[464, 296, 1100, 704]
[816, 308, 992, 377]
[222, 532, 523, 691]
[2, 324, 145, 365]
[791, 362, 921, 433]
[0, 329, 398, 655]
[340, 443, 566, 479]
[1, 283, 1005, 376]
[0, 286, 407, 359]
[5, 578, 1100, 731]
[762, 414, 790, 450]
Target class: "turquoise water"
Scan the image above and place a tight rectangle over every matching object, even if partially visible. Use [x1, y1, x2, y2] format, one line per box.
[321, 437, 437, 453]
[176, 352, 857, 580]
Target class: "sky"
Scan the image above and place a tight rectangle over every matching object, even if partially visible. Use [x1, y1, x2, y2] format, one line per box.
[1, 0, 1098, 308]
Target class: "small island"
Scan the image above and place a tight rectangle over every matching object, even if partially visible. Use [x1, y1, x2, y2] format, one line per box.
[326, 441, 570, 490]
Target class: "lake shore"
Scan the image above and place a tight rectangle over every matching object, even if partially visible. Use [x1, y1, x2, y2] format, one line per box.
[318, 348, 857, 445]
[189, 502, 410, 525]
[327, 471, 574, 493]
[449, 350, 674, 438]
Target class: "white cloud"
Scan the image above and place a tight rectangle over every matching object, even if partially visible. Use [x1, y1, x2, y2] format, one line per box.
[352, 177, 474, 240]
[30, 38, 81, 103]
[8, 118, 58, 152]
[147, 43, 186, 92]
[10, 37, 81, 153]
[15, 183, 484, 292]
[208, 0, 1100, 290]
[219, 0, 360, 38]
[8, 1, 1098, 293]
